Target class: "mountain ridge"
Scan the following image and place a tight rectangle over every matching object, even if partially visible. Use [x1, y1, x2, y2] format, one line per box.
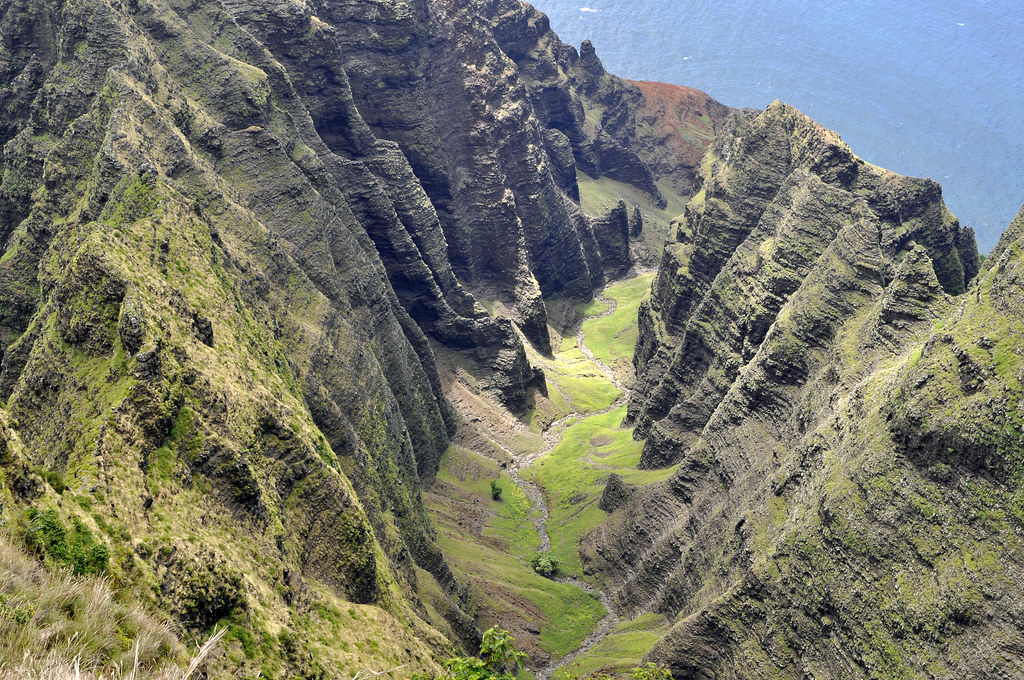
[2, 0, 1021, 678]
[585, 101, 1024, 678]
[0, 0, 728, 674]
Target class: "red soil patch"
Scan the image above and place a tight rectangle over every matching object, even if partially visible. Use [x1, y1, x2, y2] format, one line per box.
[630, 80, 732, 173]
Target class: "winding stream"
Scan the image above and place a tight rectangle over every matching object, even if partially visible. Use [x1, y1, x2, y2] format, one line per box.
[504, 275, 643, 680]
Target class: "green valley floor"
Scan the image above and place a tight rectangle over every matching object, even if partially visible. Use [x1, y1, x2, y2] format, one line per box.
[426, 272, 674, 677]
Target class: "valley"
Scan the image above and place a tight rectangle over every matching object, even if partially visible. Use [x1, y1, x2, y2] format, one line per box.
[2, 0, 1022, 676]
[427, 271, 673, 677]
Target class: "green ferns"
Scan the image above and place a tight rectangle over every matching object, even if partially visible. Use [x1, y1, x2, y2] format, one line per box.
[22, 509, 109, 576]
[418, 629, 671, 680]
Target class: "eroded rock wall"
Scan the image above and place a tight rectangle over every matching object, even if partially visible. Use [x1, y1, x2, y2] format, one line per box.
[627, 101, 977, 468]
[0, 0, 533, 671]
[585, 104, 1024, 679]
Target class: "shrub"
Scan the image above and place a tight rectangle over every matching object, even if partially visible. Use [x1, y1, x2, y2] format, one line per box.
[32, 467, 65, 495]
[490, 480, 503, 501]
[22, 510, 109, 575]
[414, 627, 527, 680]
[163, 551, 245, 629]
[530, 551, 560, 577]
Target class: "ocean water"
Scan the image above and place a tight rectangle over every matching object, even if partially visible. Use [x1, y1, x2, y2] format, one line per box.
[529, 0, 1024, 252]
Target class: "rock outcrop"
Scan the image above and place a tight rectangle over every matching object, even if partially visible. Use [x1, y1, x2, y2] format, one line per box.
[627, 101, 978, 468]
[321, 0, 613, 349]
[598, 472, 633, 513]
[485, 1, 740, 202]
[0, 0, 738, 672]
[585, 104, 1024, 678]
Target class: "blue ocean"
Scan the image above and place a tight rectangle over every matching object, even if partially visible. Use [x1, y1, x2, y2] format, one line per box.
[529, 0, 1024, 252]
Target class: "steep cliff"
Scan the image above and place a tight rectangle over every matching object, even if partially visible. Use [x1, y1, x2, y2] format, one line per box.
[484, 0, 738, 204]
[0, 0, 738, 672]
[322, 0, 611, 349]
[627, 101, 978, 467]
[328, 0, 738, 314]
[9, 0, 1014, 676]
[585, 106, 1024, 678]
[0, 0, 515, 673]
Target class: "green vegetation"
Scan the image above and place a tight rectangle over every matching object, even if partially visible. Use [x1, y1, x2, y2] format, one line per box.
[530, 551, 560, 577]
[33, 467, 66, 494]
[555, 612, 670, 678]
[491, 480, 503, 501]
[422, 628, 671, 680]
[626, 664, 672, 680]
[22, 509, 109, 576]
[0, 533, 186, 678]
[575, 297, 610, 319]
[415, 627, 527, 680]
[533, 336, 621, 414]
[427, 447, 606, 658]
[523, 406, 675, 576]
[102, 173, 161, 230]
[579, 273, 655, 380]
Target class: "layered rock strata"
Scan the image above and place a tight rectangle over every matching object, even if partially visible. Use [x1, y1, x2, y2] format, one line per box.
[0, 0, 540, 671]
[0, 0, 731, 670]
[485, 1, 739, 201]
[585, 105, 1024, 678]
[628, 101, 978, 468]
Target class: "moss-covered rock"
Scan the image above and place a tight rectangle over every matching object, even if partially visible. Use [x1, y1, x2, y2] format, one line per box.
[586, 106, 1024, 679]
[0, 0, 529, 672]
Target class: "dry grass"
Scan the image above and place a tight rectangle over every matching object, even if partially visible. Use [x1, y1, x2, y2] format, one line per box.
[0, 535, 225, 679]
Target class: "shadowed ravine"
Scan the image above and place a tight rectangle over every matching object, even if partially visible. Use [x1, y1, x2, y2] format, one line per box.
[504, 272, 649, 679]
[6, 0, 1021, 675]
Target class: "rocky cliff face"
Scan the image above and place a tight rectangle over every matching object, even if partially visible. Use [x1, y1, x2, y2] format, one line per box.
[483, 0, 738, 204]
[0, 0, 486, 672]
[318, 0, 609, 349]
[0, 0, 734, 673]
[325, 0, 738, 329]
[12, 0, 1013, 676]
[586, 105, 1024, 678]
[627, 101, 978, 468]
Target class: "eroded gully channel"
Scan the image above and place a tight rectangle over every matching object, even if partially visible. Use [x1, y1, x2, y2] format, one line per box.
[499, 273, 651, 680]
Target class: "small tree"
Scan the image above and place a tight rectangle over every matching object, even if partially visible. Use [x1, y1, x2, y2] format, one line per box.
[490, 480, 503, 501]
[426, 627, 527, 680]
[530, 551, 559, 577]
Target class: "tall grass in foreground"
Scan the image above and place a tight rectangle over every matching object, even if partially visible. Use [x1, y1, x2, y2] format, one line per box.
[0, 534, 222, 679]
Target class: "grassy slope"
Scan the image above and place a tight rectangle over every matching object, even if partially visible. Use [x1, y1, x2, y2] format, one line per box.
[538, 336, 622, 414]
[429, 272, 672, 673]
[0, 129, 450, 680]
[426, 447, 606, 659]
[554, 613, 672, 680]
[0, 533, 186, 679]
[522, 406, 676, 577]
[579, 273, 656, 382]
[577, 173, 688, 264]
